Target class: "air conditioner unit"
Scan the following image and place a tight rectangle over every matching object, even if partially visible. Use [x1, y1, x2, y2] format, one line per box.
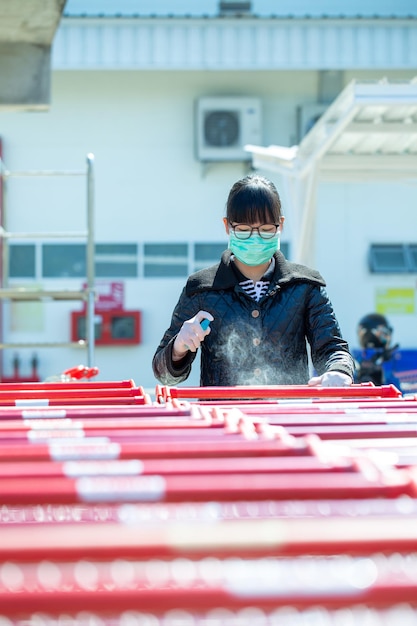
[195, 97, 262, 162]
[297, 103, 328, 142]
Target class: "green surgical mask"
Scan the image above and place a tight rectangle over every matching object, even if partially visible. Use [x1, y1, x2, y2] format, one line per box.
[229, 231, 280, 266]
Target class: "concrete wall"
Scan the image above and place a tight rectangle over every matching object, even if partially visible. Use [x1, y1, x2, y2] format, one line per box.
[0, 68, 415, 388]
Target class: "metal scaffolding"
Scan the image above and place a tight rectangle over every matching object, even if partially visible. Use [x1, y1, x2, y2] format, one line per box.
[0, 153, 96, 371]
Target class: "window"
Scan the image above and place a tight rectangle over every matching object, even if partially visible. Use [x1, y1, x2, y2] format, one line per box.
[144, 243, 188, 278]
[409, 244, 417, 272]
[42, 244, 86, 278]
[9, 242, 138, 280]
[95, 243, 138, 278]
[369, 244, 416, 273]
[9, 240, 291, 280]
[280, 241, 290, 259]
[9, 244, 36, 278]
[194, 243, 226, 271]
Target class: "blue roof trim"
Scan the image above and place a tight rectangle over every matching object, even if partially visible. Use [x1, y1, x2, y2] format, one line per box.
[63, 0, 417, 19]
[62, 14, 417, 19]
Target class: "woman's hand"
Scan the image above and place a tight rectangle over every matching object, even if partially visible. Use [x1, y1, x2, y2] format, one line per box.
[308, 371, 353, 387]
[172, 310, 214, 360]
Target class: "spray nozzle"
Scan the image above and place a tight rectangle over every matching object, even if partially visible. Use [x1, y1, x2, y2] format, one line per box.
[201, 319, 210, 331]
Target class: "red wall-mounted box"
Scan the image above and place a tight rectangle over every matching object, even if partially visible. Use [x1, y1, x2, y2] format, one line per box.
[71, 310, 141, 346]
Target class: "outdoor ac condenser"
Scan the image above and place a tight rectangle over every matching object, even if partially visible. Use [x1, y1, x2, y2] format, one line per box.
[297, 103, 328, 143]
[195, 97, 262, 162]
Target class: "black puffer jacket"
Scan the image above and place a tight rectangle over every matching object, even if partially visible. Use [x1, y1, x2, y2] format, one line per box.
[153, 250, 354, 386]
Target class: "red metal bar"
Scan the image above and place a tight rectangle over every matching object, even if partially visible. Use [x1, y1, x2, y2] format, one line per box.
[0, 434, 309, 462]
[0, 386, 145, 400]
[1, 421, 417, 449]
[282, 424, 417, 440]
[0, 427, 262, 446]
[0, 467, 413, 505]
[0, 514, 417, 562]
[1, 497, 416, 527]
[0, 395, 148, 407]
[0, 378, 137, 391]
[205, 397, 417, 411]
[0, 404, 198, 422]
[0, 556, 416, 615]
[0, 454, 356, 479]
[246, 405, 417, 420]
[161, 384, 403, 401]
[0, 609, 412, 625]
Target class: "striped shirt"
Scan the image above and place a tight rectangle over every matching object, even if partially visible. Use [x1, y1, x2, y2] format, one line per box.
[239, 278, 270, 302]
[232, 257, 276, 303]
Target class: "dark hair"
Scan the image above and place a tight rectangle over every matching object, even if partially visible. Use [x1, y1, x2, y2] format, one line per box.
[357, 313, 393, 349]
[226, 174, 282, 224]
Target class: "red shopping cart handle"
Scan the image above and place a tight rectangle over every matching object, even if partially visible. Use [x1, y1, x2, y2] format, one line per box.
[161, 384, 403, 402]
[62, 365, 99, 380]
[0, 554, 416, 615]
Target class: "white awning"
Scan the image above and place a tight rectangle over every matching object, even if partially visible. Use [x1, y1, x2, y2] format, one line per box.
[245, 78, 417, 264]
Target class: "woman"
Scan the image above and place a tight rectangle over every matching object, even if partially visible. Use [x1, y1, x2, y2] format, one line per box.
[153, 174, 354, 387]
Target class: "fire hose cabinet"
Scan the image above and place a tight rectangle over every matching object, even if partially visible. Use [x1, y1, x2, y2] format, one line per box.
[71, 310, 141, 346]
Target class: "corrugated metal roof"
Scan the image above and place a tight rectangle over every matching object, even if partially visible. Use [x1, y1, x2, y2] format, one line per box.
[63, 0, 417, 19]
[52, 17, 417, 70]
[56, 1, 417, 72]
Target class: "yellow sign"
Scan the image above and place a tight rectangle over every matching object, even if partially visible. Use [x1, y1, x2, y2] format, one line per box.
[376, 288, 415, 315]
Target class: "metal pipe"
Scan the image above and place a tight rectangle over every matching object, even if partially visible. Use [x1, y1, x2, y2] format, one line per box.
[0, 231, 88, 239]
[0, 341, 86, 349]
[0, 160, 8, 289]
[2, 170, 86, 177]
[0, 289, 89, 301]
[0, 148, 4, 380]
[86, 153, 95, 368]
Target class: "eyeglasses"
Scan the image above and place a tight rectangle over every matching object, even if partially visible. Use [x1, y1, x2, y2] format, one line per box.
[229, 222, 280, 240]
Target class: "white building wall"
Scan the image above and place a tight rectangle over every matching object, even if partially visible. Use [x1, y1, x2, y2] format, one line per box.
[0, 68, 416, 388]
[315, 180, 417, 352]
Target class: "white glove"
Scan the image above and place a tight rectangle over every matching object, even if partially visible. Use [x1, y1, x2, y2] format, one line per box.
[172, 310, 213, 360]
[308, 371, 352, 387]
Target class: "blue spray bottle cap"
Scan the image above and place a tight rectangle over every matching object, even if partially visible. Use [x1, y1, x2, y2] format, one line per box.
[200, 318, 210, 331]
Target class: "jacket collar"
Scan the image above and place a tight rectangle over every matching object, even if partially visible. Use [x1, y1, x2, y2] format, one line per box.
[186, 250, 326, 296]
